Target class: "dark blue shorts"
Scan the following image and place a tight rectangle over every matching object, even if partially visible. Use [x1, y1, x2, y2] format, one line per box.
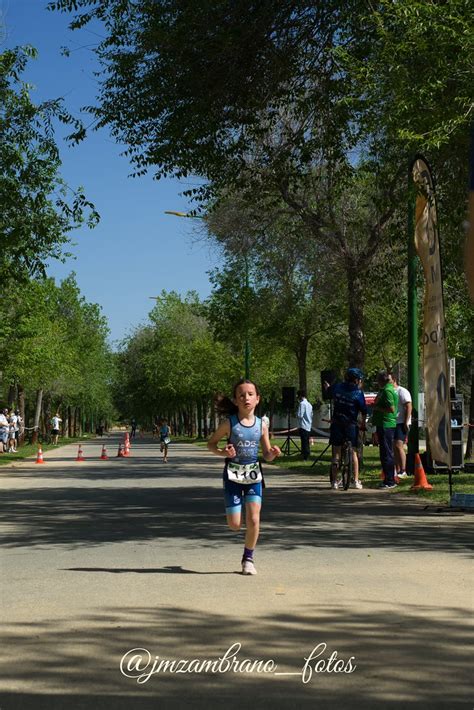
[329, 421, 358, 447]
[223, 478, 262, 514]
[394, 423, 408, 441]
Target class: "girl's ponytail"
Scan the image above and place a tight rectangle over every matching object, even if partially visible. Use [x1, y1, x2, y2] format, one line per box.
[215, 394, 238, 416]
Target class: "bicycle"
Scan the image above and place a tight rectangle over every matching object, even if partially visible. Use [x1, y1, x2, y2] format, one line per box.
[332, 415, 359, 491]
[339, 431, 354, 491]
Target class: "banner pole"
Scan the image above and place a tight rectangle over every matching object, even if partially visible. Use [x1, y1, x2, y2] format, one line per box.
[407, 163, 419, 473]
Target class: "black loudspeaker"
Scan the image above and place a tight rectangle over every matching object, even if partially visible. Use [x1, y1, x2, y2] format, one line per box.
[321, 370, 337, 400]
[282, 387, 296, 410]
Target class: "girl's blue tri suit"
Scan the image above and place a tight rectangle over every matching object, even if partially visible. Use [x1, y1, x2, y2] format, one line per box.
[223, 414, 263, 514]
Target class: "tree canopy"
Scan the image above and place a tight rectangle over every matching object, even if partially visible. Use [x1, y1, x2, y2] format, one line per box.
[0, 46, 98, 281]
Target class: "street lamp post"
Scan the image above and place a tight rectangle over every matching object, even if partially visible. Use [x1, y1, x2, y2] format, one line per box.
[165, 209, 251, 379]
[244, 252, 250, 380]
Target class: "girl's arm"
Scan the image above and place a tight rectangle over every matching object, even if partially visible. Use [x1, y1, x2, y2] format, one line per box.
[261, 422, 281, 462]
[207, 420, 235, 458]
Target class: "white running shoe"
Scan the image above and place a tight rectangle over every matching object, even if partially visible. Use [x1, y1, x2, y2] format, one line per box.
[242, 559, 257, 575]
[351, 480, 363, 489]
[397, 471, 408, 478]
[331, 481, 339, 490]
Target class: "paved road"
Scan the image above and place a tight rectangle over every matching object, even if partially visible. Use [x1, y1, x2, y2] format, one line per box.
[1, 434, 472, 709]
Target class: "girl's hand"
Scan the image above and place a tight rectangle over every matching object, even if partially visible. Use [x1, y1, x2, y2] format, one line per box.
[266, 445, 281, 461]
[223, 443, 236, 458]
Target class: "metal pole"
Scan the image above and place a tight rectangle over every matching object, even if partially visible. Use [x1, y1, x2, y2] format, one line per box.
[244, 253, 250, 379]
[407, 165, 419, 473]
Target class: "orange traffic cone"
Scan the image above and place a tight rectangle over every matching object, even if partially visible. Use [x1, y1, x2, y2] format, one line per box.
[100, 444, 108, 461]
[411, 453, 433, 491]
[123, 436, 130, 457]
[76, 444, 85, 462]
[36, 447, 45, 464]
[117, 443, 125, 458]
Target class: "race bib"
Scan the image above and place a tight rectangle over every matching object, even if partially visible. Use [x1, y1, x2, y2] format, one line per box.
[226, 461, 262, 485]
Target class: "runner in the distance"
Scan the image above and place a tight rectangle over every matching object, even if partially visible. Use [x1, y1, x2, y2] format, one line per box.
[159, 419, 171, 463]
[207, 379, 281, 576]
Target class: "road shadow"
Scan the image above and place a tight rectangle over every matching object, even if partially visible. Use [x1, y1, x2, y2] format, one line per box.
[63, 566, 235, 575]
[1, 477, 473, 556]
[0, 602, 471, 709]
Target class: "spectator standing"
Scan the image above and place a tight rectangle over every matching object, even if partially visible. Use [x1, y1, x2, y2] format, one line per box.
[15, 410, 23, 449]
[391, 375, 413, 479]
[373, 371, 399, 488]
[51, 412, 62, 445]
[261, 413, 270, 433]
[0, 408, 9, 453]
[130, 417, 137, 439]
[8, 409, 18, 453]
[296, 390, 313, 461]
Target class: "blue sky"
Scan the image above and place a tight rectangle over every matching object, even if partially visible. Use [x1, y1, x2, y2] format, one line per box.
[2, 0, 220, 346]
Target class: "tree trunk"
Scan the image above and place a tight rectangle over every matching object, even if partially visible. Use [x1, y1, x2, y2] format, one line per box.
[18, 384, 25, 446]
[202, 397, 209, 438]
[209, 399, 216, 434]
[466, 368, 474, 460]
[43, 394, 52, 442]
[197, 399, 203, 439]
[31, 389, 43, 445]
[8, 383, 16, 408]
[68, 405, 73, 438]
[347, 270, 365, 369]
[63, 405, 69, 439]
[295, 337, 309, 392]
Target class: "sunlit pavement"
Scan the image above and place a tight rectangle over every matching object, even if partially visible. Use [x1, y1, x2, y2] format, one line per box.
[1, 434, 472, 709]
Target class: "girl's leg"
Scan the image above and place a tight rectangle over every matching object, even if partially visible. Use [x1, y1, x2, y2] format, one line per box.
[226, 511, 242, 531]
[244, 501, 261, 549]
[241, 501, 261, 575]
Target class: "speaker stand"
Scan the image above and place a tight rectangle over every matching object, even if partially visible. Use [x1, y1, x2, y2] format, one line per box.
[280, 410, 301, 456]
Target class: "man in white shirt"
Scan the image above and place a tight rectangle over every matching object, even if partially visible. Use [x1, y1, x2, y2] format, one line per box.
[0, 408, 9, 453]
[391, 375, 412, 478]
[296, 390, 313, 461]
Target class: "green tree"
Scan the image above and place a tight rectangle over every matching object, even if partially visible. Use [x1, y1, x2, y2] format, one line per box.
[0, 46, 98, 281]
[0, 275, 114, 441]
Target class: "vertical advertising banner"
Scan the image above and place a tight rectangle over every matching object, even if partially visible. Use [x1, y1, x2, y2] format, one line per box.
[412, 157, 452, 466]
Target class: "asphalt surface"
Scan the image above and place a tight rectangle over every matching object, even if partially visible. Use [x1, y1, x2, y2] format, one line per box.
[0, 433, 473, 710]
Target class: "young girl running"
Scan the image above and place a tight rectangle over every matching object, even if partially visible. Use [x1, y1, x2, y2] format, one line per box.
[159, 419, 171, 463]
[207, 379, 281, 576]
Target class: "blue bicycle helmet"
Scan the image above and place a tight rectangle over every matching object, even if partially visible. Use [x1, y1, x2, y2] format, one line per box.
[346, 367, 364, 381]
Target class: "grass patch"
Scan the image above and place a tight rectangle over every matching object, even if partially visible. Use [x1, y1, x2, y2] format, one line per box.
[0, 435, 96, 467]
[269, 438, 474, 504]
[173, 435, 473, 506]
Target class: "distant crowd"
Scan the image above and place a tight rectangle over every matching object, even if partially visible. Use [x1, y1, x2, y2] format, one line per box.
[0, 408, 22, 454]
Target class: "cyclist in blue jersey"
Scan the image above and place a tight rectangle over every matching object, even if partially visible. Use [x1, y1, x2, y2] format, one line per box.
[324, 368, 367, 490]
[208, 379, 281, 576]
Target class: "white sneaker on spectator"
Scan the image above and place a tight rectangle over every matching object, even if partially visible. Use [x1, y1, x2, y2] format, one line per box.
[351, 480, 363, 489]
[331, 481, 339, 490]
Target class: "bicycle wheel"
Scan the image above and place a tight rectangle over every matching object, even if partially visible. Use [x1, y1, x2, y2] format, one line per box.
[341, 442, 353, 490]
